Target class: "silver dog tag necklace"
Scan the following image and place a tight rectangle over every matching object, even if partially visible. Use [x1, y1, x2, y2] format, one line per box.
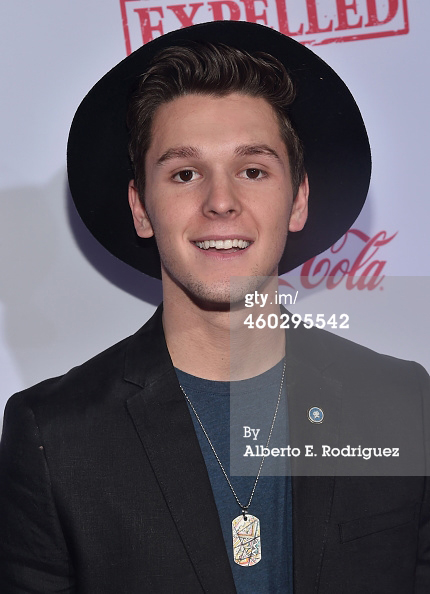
[180, 360, 286, 567]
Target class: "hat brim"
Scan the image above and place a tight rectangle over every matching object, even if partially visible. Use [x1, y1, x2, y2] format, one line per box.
[67, 21, 371, 279]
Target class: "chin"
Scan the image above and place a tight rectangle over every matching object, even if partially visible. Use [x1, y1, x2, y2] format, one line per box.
[178, 273, 277, 310]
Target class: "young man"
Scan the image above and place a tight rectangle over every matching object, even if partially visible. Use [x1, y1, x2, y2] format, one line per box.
[1, 21, 429, 593]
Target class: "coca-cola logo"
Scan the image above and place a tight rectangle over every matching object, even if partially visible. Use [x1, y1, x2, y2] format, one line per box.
[280, 229, 397, 291]
[120, 0, 409, 55]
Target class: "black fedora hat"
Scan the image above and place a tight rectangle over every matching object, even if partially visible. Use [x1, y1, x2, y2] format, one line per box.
[67, 20, 371, 279]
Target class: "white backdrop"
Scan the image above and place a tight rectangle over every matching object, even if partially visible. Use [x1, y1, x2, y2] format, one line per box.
[1, 1, 429, 418]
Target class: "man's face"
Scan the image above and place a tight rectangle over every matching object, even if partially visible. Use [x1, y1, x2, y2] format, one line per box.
[129, 92, 308, 306]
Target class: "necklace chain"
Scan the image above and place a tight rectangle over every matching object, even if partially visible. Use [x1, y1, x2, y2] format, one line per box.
[180, 360, 286, 515]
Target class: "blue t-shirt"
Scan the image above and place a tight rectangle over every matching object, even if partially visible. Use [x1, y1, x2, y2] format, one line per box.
[176, 360, 293, 593]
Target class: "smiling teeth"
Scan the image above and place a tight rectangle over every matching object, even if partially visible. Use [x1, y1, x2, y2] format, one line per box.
[195, 239, 251, 250]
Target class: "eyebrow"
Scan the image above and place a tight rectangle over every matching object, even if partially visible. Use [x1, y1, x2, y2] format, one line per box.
[157, 146, 201, 166]
[234, 144, 281, 162]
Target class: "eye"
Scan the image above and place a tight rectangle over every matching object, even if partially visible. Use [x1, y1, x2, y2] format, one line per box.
[239, 168, 266, 180]
[173, 170, 200, 183]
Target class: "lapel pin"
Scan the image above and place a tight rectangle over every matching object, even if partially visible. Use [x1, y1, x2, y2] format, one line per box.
[308, 406, 324, 423]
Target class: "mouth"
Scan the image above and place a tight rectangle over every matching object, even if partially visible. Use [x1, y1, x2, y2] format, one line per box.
[194, 239, 252, 251]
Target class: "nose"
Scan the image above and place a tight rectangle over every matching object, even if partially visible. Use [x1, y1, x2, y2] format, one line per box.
[202, 174, 242, 218]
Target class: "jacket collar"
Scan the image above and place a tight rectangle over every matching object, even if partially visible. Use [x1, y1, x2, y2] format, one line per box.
[286, 322, 341, 593]
[125, 304, 237, 593]
[124, 304, 170, 388]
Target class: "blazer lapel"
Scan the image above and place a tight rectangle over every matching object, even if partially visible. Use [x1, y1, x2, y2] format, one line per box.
[286, 324, 342, 594]
[124, 307, 236, 594]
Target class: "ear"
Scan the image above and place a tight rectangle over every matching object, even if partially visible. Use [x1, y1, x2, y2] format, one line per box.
[128, 180, 154, 238]
[288, 174, 309, 232]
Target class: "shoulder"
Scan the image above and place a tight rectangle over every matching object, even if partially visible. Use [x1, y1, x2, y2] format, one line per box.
[4, 305, 165, 425]
[290, 321, 429, 393]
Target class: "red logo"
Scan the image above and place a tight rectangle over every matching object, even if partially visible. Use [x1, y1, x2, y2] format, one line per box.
[280, 229, 398, 291]
[120, 0, 409, 55]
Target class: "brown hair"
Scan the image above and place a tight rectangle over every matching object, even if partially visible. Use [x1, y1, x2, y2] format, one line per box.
[127, 41, 305, 199]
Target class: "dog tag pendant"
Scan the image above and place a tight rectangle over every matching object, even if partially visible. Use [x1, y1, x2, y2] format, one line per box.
[232, 514, 261, 566]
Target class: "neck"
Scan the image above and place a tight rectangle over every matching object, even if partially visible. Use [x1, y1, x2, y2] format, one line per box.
[162, 275, 285, 381]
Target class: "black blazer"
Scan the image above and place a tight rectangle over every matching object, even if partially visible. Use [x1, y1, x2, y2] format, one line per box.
[1, 305, 430, 593]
